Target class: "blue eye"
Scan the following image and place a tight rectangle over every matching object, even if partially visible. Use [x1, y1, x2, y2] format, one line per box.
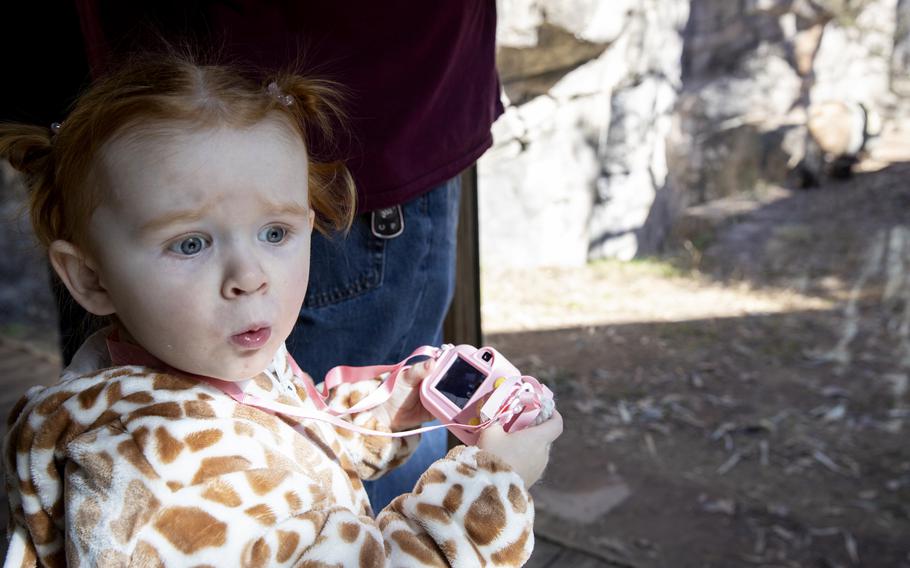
[169, 235, 208, 256]
[260, 225, 288, 244]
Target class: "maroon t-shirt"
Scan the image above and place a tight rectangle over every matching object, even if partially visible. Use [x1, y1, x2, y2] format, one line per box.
[77, 0, 503, 212]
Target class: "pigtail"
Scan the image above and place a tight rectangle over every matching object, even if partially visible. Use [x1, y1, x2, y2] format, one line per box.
[0, 123, 54, 178]
[269, 75, 357, 236]
[0, 123, 61, 248]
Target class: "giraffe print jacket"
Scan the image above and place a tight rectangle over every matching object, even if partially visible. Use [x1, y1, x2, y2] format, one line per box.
[3, 330, 535, 567]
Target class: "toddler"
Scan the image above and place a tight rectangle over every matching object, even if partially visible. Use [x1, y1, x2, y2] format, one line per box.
[0, 54, 562, 567]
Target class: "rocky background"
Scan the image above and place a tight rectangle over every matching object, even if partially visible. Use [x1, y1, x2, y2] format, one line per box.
[481, 0, 910, 267]
[2, 3, 910, 565]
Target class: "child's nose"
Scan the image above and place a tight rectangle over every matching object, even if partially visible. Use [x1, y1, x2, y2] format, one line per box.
[222, 259, 268, 298]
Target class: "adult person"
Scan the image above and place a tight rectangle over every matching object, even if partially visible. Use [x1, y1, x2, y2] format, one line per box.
[26, 0, 504, 511]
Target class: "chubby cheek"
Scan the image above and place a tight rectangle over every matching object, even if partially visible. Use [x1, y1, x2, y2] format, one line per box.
[108, 260, 214, 347]
[273, 255, 310, 336]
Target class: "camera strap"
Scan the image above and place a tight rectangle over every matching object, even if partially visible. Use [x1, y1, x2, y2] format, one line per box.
[200, 345, 553, 439]
[198, 345, 467, 438]
[107, 332, 549, 439]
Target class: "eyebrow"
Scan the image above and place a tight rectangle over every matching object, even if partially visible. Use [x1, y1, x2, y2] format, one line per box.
[258, 199, 312, 219]
[138, 199, 311, 235]
[138, 208, 207, 235]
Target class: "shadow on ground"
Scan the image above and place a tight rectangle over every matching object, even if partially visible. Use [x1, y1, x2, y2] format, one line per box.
[667, 162, 910, 303]
[489, 309, 909, 568]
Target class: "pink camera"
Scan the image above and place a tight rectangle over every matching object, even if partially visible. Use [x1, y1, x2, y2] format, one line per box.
[419, 345, 554, 445]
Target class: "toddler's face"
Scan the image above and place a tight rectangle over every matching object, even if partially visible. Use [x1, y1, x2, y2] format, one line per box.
[88, 119, 314, 381]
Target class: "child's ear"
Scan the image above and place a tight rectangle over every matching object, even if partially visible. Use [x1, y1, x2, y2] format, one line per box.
[48, 240, 116, 316]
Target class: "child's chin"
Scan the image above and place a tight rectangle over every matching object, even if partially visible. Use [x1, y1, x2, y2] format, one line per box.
[219, 353, 277, 381]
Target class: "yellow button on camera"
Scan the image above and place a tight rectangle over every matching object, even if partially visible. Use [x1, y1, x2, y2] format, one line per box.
[468, 417, 481, 426]
[494, 377, 507, 388]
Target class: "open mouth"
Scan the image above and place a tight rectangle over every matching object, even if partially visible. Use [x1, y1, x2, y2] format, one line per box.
[230, 325, 272, 349]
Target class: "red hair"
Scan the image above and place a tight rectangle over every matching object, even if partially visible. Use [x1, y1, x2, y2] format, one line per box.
[0, 53, 356, 251]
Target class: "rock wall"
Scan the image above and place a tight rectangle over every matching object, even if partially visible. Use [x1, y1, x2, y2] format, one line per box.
[481, 0, 910, 267]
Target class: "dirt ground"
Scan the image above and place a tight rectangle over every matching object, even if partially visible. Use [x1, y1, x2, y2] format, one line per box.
[483, 163, 910, 567]
[2, 161, 909, 566]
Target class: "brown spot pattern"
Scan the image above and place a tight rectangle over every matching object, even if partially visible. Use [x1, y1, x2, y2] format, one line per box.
[110, 479, 161, 544]
[133, 540, 165, 567]
[117, 440, 160, 479]
[33, 407, 71, 450]
[245, 503, 277, 526]
[491, 528, 531, 565]
[390, 530, 446, 567]
[87, 409, 121, 431]
[245, 469, 289, 495]
[154, 506, 227, 553]
[77, 383, 105, 409]
[253, 373, 274, 392]
[15, 422, 35, 454]
[155, 426, 184, 464]
[265, 449, 301, 473]
[415, 502, 450, 524]
[7, 394, 28, 427]
[191, 455, 251, 484]
[455, 463, 475, 478]
[443, 484, 464, 514]
[183, 400, 216, 418]
[233, 405, 280, 435]
[152, 374, 195, 390]
[122, 392, 155, 405]
[359, 533, 384, 567]
[340, 522, 360, 543]
[105, 380, 124, 406]
[464, 486, 506, 546]
[79, 451, 114, 490]
[202, 480, 242, 507]
[439, 539, 458, 562]
[34, 391, 72, 416]
[507, 484, 527, 514]
[132, 426, 150, 451]
[185, 429, 223, 451]
[284, 490, 302, 511]
[73, 498, 101, 551]
[276, 529, 300, 563]
[242, 537, 271, 568]
[234, 422, 254, 437]
[126, 402, 183, 423]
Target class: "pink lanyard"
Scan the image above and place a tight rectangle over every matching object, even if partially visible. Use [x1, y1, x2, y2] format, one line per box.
[106, 334, 490, 438]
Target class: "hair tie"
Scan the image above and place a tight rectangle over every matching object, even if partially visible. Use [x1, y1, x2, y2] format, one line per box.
[267, 82, 294, 107]
[50, 122, 63, 135]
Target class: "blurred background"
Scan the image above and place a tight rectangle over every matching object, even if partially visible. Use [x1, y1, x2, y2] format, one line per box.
[2, 0, 910, 566]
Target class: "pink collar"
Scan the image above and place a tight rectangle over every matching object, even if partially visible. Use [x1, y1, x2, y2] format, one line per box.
[106, 328, 172, 370]
[103, 330, 467, 439]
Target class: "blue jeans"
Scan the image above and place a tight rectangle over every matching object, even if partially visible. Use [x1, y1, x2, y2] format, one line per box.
[286, 176, 460, 512]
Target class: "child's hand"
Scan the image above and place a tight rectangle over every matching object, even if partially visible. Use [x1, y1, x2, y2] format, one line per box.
[478, 410, 563, 488]
[375, 359, 437, 431]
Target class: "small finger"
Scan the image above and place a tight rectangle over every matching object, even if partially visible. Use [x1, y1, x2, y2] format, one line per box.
[515, 410, 563, 443]
[543, 410, 564, 439]
[400, 360, 434, 385]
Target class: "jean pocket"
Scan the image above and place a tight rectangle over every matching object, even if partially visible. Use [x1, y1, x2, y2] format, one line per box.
[303, 215, 385, 309]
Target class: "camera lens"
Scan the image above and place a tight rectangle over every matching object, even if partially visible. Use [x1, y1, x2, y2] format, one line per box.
[481, 351, 493, 362]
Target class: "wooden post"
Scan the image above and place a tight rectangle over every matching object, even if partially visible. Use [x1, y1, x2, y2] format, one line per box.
[443, 165, 483, 347]
[443, 166, 483, 448]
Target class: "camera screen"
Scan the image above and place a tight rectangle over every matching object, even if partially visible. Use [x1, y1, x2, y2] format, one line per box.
[435, 357, 487, 409]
